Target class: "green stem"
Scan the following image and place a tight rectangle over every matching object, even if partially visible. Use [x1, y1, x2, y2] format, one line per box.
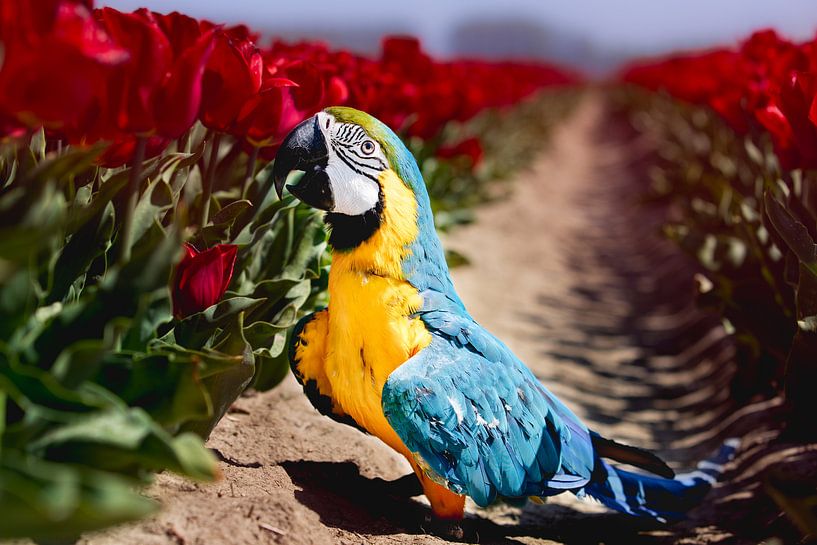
[241, 146, 259, 200]
[117, 136, 147, 265]
[200, 133, 222, 227]
[169, 132, 191, 195]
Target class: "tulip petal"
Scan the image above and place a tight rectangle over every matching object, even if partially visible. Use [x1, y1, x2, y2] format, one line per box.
[154, 29, 215, 138]
[172, 243, 238, 318]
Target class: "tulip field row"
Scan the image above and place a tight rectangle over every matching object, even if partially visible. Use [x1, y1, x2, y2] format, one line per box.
[0, 1, 580, 540]
[620, 30, 817, 439]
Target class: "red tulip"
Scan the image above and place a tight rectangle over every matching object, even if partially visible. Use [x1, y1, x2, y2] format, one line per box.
[248, 44, 356, 147]
[0, 10, 578, 157]
[200, 30, 263, 132]
[99, 7, 215, 139]
[621, 28, 817, 170]
[327, 76, 350, 105]
[740, 30, 808, 88]
[0, 1, 127, 131]
[254, 35, 578, 145]
[0, 0, 95, 50]
[381, 36, 433, 81]
[172, 243, 238, 319]
[232, 58, 303, 147]
[763, 72, 817, 169]
[283, 60, 326, 112]
[152, 11, 202, 58]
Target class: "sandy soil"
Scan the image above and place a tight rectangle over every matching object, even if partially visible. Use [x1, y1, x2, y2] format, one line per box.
[80, 93, 816, 545]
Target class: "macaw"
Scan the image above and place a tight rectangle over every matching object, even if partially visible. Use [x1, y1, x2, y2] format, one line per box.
[271, 107, 735, 529]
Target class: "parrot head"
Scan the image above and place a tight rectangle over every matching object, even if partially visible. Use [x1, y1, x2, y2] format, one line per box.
[272, 107, 432, 251]
[272, 107, 458, 299]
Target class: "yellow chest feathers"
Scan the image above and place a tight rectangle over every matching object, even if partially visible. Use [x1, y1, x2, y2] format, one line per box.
[325, 272, 429, 436]
[323, 169, 432, 444]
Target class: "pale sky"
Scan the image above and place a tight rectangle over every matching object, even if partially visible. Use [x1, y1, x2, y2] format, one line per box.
[103, 0, 817, 73]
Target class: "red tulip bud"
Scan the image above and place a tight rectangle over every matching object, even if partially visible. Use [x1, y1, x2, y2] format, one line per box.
[172, 243, 238, 319]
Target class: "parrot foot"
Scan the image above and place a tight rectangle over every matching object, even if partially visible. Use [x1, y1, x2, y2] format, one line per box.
[420, 515, 474, 542]
[372, 473, 423, 498]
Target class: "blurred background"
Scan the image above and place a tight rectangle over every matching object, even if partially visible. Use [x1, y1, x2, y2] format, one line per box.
[104, 0, 817, 74]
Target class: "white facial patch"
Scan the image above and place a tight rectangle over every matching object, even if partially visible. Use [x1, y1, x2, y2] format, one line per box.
[325, 156, 380, 215]
[316, 111, 388, 217]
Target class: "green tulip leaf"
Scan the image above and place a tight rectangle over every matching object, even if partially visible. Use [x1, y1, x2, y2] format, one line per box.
[211, 199, 252, 226]
[251, 343, 291, 391]
[22, 144, 106, 188]
[243, 321, 289, 349]
[174, 296, 265, 348]
[66, 171, 129, 234]
[28, 407, 218, 481]
[51, 339, 111, 390]
[0, 452, 157, 541]
[128, 179, 174, 254]
[764, 192, 817, 271]
[181, 315, 255, 438]
[248, 277, 301, 302]
[48, 202, 115, 303]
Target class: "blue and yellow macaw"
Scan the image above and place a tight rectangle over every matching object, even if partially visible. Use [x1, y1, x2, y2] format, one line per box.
[272, 107, 734, 527]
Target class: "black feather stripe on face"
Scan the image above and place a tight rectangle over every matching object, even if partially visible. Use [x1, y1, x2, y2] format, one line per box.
[331, 125, 386, 180]
[333, 145, 383, 181]
[324, 191, 385, 251]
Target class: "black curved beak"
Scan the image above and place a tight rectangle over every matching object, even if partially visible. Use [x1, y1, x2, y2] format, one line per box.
[272, 115, 334, 211]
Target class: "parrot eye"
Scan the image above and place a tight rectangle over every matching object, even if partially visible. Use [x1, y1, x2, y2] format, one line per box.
[360, 140, 376, 155]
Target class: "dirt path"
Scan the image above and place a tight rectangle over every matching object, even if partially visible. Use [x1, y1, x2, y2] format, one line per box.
[445, 92, 739, 465]
[80, 93, 807, 545]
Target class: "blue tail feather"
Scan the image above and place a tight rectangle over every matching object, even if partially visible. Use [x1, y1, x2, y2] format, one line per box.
[583, 438, 740, 522]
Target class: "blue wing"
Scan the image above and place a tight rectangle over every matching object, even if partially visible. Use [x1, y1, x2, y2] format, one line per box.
[381, 291, 595, 507]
